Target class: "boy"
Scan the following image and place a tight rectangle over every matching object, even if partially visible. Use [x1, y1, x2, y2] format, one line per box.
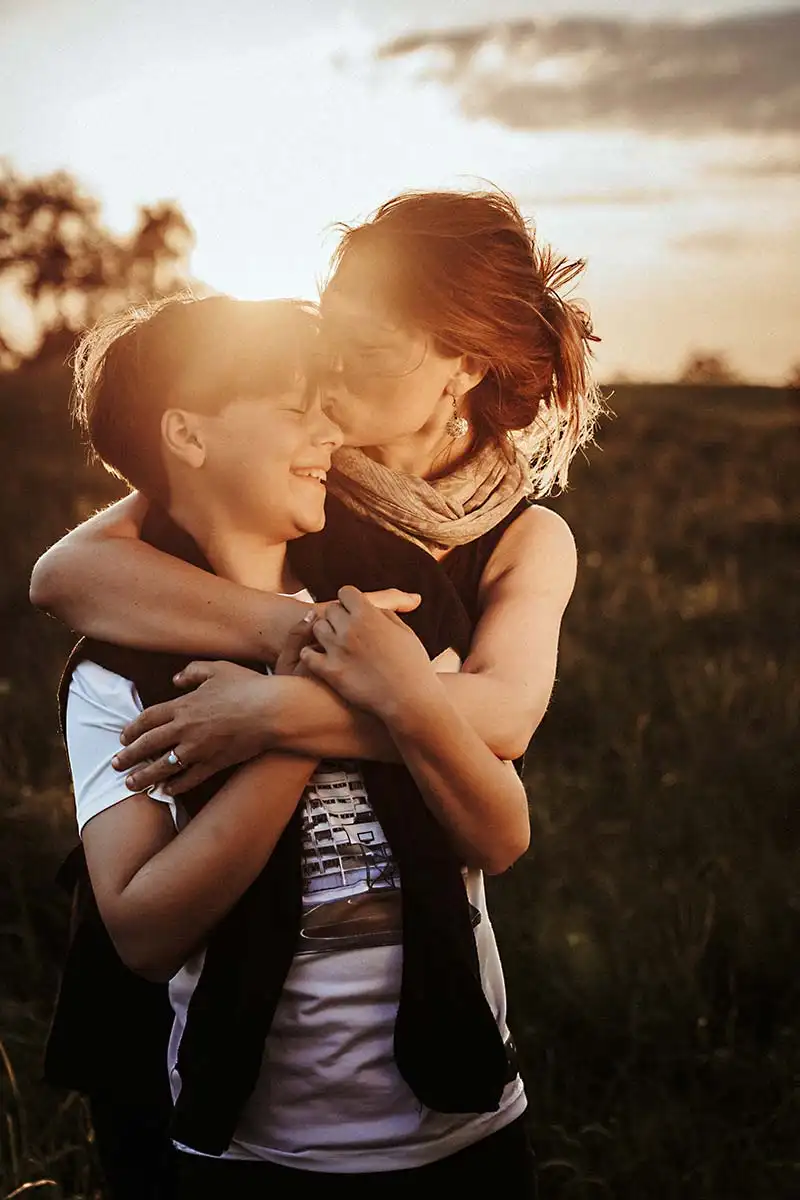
[52, 295, 528, 1198]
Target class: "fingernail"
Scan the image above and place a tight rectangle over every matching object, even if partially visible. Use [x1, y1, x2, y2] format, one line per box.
[111, 755, 121, 770]
[173, 672, 182, 683]
[302, 611, 315, 623]
[119, 732, 128, 745]
[125, 777, 135, 790]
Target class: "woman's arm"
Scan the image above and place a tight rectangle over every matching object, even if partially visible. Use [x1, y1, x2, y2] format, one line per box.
[297, 591, 530, 874]
[83, 751, 315, 982]
[439, 504, 577, 759]
[113, 505, 576, 787]
[277, 505, 575, 760]
[29, 492, 307, 660]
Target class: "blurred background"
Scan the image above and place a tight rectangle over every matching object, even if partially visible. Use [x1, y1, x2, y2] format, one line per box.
[1, 2, 798, 1197]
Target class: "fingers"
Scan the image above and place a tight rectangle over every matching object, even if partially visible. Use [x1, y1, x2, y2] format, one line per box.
[275, 614, 318, 676]
[164, 761, 220, 796]
[364, 588, 422, 613]
[119, 701, 177, 749]
[311, 617, 336, 648]
[123, 747, 188, 793]
[172, 661, 218, 690]
[298, 645, 333, 682]
[113, 721, 179, 773]
[337, 585, 366, 614]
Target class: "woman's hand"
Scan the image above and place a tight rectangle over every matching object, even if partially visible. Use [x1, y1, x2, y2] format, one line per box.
[297, 586, 440, 718]
[112, 662, 277, 795]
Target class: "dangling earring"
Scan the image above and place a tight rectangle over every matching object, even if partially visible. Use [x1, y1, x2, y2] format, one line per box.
[445, 391, 469, 439]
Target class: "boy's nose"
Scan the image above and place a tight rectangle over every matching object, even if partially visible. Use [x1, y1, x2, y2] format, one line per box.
[312, 400, 343, 448]
[321, 413, 343, 448]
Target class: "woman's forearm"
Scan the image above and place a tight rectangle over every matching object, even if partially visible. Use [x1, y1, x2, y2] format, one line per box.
[29, 495, 306, 660]
[379, 681, 531, 875]
[109, 753, 316, 979]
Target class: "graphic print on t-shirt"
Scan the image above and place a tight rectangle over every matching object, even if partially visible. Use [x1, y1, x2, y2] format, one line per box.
[298, 760, 403, 955]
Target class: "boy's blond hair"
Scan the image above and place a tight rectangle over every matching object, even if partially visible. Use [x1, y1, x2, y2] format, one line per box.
[72, 295, 319, 500]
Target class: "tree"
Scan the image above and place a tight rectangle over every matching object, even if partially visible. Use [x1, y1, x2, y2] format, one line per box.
[678, 352, 740, 386]
[0, 162, 194, 367]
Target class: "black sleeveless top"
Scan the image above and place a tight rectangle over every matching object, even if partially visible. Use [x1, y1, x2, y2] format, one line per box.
[438, 498, 531, 625]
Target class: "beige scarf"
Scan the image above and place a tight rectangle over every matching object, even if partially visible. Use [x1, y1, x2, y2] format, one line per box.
[328, 442, 532, 553]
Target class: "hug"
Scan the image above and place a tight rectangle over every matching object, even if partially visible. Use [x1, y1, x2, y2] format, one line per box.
[31, 189, 599, 1197]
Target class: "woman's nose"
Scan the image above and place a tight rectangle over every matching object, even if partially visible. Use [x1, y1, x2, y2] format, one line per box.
[325, 352, 345, 382]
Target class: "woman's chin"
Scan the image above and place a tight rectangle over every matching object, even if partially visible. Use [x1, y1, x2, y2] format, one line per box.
[337, 428, 363, 449]
[338, 428, 377, 450]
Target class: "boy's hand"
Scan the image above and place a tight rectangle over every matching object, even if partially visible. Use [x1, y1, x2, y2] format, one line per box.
[275, 588, 420, 677]
[297, 586, 439, 719]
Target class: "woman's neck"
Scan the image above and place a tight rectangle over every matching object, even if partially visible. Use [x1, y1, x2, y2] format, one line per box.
[359, 418, 474, 480]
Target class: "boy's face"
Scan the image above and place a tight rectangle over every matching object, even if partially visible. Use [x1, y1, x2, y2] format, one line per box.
[189, 381, 343, 541]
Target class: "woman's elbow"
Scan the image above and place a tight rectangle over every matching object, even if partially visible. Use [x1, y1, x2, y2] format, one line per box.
[488, 704, 547, 762]
[483, 839, 530, 876]
[481, 817, 531, 876]
[29, 548, 64, 613]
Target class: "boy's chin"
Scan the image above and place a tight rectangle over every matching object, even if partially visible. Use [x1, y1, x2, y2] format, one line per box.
[293, 505, 327, 535]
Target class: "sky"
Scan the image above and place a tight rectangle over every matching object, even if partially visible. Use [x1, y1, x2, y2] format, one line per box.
[1, 0, 799, 382]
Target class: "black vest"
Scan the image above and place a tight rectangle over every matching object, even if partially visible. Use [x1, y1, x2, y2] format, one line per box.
[45, 496, 529, 1155]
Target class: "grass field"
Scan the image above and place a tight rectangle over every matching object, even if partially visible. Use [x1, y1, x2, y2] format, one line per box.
[1, 363, 798, 1198]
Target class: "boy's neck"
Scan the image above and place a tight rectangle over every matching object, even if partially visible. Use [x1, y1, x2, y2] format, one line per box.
[167, 499, 302, 595]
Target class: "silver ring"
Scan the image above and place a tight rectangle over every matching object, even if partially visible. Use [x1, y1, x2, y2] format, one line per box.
[166, 749, 183, 769]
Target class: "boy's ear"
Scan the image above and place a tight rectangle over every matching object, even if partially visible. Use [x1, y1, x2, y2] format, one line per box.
[161, 409, 206, 469]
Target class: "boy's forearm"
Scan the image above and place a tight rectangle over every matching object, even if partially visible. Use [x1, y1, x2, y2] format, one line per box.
[268, 676, 400, 762]
[114, 753, 316, 978]
[267, 672, 529, 765]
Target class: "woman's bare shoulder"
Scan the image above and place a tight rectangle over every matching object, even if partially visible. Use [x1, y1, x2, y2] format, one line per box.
[482, 503, 577, 591]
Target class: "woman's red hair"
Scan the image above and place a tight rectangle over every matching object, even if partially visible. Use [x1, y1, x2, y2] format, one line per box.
[326, 189, 603, 494]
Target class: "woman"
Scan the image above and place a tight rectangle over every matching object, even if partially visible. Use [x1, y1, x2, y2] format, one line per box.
[32, 189, 600, 1184]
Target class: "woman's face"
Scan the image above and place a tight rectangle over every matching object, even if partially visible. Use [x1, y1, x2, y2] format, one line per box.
[319, 273, 462, 449]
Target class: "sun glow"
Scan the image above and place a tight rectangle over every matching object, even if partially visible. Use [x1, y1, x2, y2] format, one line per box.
[3, 2, 797, 382]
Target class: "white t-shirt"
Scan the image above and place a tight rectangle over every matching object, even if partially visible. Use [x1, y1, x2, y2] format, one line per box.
[66, 639, 526, 1172]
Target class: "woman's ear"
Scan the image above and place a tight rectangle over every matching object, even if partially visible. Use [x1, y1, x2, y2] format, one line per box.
[161, 409, 206, 470]
[448, 355, 488, 399]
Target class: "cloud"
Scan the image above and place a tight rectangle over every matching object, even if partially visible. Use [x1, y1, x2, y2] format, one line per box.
[673, 229, 749, 254]
[531, 187, 678, 207]
[672, 222, 799, 255]
[708, 154, 800, 179]
[375, 10, 800, 137]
